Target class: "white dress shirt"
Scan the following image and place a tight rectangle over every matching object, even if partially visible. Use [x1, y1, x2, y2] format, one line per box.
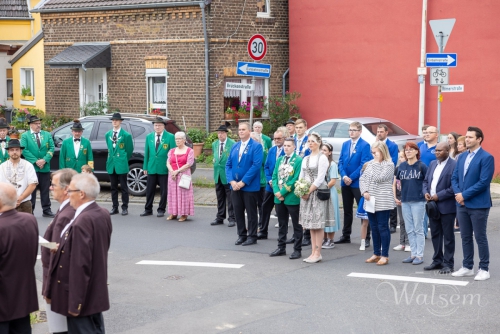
[60, 200, 95, 237]
[430, 157, 449, 196]
[73, 137, 81, 158]
[238, 139, 250, 162]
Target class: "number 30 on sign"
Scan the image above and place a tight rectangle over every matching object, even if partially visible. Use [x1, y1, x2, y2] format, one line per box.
[248, 34, 267, 61]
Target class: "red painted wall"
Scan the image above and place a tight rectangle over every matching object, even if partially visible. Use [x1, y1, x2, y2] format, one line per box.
[290, 0, 500, 172]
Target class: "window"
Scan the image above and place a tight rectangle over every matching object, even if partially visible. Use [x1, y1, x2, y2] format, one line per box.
[363, 122, 409, 136]
[6, 69, 13, 100]
[311, 122, 336, 138]
[96, 121, 113, 141]
[20, 68, 35, 103]
[223, 77, 269, 118]
[257, 0, 271, 17]
[333, 122, 350, 138]
[131, 125, 147, 139]
[146, 69, 168, 116]
[53, 122, 95, 147]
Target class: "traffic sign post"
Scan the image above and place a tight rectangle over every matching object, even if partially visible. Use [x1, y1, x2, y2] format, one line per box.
[236, 62, 271, 78]
[430, 68, 449, 86]
[247, 34, 267, 61]
[244, 34, 268, 125]
[225, 82, 254, 91]
[425, 53, 457, 67]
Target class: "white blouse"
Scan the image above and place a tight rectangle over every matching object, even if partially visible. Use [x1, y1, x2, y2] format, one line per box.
[299, 153, 329, 188]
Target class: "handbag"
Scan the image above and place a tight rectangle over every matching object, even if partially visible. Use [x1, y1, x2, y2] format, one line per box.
[306, 154, 331, 201]
[175, 149, 192, 190]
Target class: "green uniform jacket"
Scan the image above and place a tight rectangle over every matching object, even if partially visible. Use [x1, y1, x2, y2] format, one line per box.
[20, 130, 55, 173]
[0, 136, 10, 164]
[259, 148, 268, 187]
[59, 137, 94, 172]
[212, 138, 235, 184]
[272, 153, 303, 205]
[262, 134, 272, 151]
[105, 128, 133, 174]
[143, 130, 176, 175]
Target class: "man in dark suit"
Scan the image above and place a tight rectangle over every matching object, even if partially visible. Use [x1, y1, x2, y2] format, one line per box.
[46, 173, 112, 333]
[336, 121, 372, 245]
[422, 142, 457, 274]
[0, 182, 38, 333]
[451, 126, 494, 281]
[226, 122, 263, 246]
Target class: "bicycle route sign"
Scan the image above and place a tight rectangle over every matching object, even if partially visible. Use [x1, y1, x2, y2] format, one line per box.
[247, 34, 267, 61]
[426, 53, 457, 67]
[430, 67, 449, 86]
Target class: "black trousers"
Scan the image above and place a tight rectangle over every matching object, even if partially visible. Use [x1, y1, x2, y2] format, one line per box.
[232, 190, 259, 240]
[0, 315, 31, 334]
[215, 177, 235, 222]
[258, 190, 275, 235]
[257, 187, 265, 224]
[276, 202, 303, 251]
[341, 186, 370, 241]
[144, 173, 167, 213]
[31, 171, 51, 213]
[109, 173, 129, 210]
[389, 207, 398, 229]
[67, 312, 105, 334]
[429, 212, 456, 268]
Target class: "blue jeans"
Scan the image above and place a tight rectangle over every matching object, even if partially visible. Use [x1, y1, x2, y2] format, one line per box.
[402, 201, 426, 258]
[457, 206, 490, 271]
[367, 210, 391, 257]
[423, 212, 429, 238]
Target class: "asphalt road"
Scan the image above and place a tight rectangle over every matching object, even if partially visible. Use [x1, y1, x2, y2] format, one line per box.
[33, 202, 500, 334]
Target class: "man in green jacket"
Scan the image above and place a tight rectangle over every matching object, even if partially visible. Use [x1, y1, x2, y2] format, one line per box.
[210, 124, 236, 227]
[140, 117, 175, 218]
[0, 118, 10, 164]
[20, 114, 55, 217]
[59, 120, 94, 172]
[105, 113, 133, 216]
[270, 138, 303, 260]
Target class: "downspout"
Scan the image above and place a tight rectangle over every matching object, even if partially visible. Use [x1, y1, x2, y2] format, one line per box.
[282, 68, 289, 98]
[418, 0, 428, 135]
[200, 2, 210, 133]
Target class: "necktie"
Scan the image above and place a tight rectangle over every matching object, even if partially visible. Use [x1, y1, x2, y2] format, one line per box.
[35, 133, 41, 148]
[219, 142, 224, 158]
[284, 156, 289, 164]
[0, 139, 5, 143]
[350, 141, 355, 156]
[156, 135, 160, 151]
[277, 147, 281, 158]
[74, 138, 80, 142]
[112, 131, 117, 148]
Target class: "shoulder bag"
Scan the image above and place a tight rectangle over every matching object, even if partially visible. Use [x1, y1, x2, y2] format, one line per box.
[176, 149, 192, 190]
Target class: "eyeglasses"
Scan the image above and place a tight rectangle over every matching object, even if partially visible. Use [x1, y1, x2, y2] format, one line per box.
[348, 129, 360, 132]
[274, 137, 284, 140]
[67, 189, 81, 193]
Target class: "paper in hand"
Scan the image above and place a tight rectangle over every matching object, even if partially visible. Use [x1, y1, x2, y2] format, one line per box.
[39, 235, 57, 250]
[365, 196, 376, 213]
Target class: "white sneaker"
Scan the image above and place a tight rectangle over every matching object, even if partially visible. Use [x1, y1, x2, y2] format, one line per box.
[393, 244, 404, 251]
[275, 223, 279, 228]
[404, 245, 411, 252]
[359, 240, 365, 251]
[474, 269, 490, 281]
[451, 267, 475, 277]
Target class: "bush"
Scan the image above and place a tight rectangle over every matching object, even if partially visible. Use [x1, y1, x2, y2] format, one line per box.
[203, 132, 219, 149]
[267, 91, 302, 133]
[186, 128, 207, 143]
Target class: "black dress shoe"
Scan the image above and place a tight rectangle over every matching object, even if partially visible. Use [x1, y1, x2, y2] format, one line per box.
[235, 237, 247, 245]
[334, 236, 351, 244]
[285, 237, 295, 244]
[302, 238, 311, 246]
[109, 208, 119, 215]
[257, 233, 268, 240]
[289, 251, 302, 260]
[140, 211, 153, 217]
[121, 209, 128, 216]
[228, 221, 236, 227]
[365, 240, 370, 248]
[210, 219, 224, 226]
[242, 239, 257, 246]
[439, 266, 454, 274]
[390, 226, 397, 234]
[424, 263, 443, 271]
[42, 211, 55, 218]
[157, 212, 165, 218]
[269, 248, 286, 257]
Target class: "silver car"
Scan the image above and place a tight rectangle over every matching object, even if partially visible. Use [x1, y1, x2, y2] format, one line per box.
[307, 117, 422, 162]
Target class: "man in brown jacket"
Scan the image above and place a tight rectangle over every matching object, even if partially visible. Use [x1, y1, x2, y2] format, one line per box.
[0, 182, 39, 333]
[46, 173, 112, 333]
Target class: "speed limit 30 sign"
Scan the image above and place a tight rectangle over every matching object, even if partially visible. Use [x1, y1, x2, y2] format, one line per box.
[248, 34, 267, 61]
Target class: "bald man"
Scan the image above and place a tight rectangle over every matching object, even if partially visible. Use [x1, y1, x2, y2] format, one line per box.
[419, 125, 439, 166]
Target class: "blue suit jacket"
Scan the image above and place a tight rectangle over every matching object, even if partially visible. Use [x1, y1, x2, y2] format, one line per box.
[422, 158, 457, 214]
[338, 137, 372, 188]
[225, 138, 263, 192]
[264, 145, 285, 192]
[451, 148, 494, 209]
[386, 139, 399, 166]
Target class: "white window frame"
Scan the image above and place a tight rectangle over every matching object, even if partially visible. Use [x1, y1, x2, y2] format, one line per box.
[6, 78, 13, 100]
[79, 68, 108, 115]
[234, 77, 269, 117]
[20, 67, 35, 106]
[146, 68, 168, 116]
[257, 0, 271, 18]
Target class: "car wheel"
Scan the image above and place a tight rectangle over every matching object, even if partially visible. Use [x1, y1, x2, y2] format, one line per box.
[127, 163, 148, 196]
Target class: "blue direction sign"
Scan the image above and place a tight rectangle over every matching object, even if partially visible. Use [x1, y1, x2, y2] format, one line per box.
[237, 61, 271, 78]
[426, 53, 457, 67]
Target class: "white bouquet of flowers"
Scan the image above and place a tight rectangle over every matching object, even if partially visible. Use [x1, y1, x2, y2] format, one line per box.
[294, 178, 311, 197]
[278, 163, 294, 186]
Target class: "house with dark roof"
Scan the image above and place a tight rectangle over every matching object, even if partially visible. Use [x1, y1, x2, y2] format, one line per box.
[31, 0, 290, 131]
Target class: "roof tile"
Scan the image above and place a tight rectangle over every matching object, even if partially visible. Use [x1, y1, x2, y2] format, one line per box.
[38, 0, 192, 11]
[0, 0, 30, 18]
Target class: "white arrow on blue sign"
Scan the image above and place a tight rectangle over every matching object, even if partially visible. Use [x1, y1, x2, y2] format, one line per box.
[426, 53, 457, 67]
[237, 61, 272, 78]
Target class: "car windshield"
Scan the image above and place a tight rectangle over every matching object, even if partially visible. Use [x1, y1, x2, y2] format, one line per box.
[363, 122, 409, 136]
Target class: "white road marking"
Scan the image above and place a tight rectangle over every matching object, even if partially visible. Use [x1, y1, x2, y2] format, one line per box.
[37, 255, 41, 260]
[347, 272, 469, 286]
[136, 260, 244, 269]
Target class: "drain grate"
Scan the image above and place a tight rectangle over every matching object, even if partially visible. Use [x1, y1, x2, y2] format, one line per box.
[164, 275, 184, 280]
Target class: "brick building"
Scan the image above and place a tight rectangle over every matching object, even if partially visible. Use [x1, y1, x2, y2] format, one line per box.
[33, 0, 289, 131]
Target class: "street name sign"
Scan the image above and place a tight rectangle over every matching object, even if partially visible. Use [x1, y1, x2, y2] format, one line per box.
[237, 61, 271, 78]
[247, 34, 267, 61]
[225, 82, 254, 91]
[426, 53, 457, 67]
[441, 85, 464, 93]
[430, 68, 449, 86]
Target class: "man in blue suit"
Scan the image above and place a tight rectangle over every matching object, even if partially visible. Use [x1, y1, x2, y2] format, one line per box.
[422, 142, 457, 274]
[336, 121, 372, 245]
[258, 128, 287, 239]
[451, 126, 494, 281]
[226, 122, 263, 246]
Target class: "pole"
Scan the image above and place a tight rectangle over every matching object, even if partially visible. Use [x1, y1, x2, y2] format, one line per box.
[437, 31, 444, 133]
[249, 60, 256, 126]
[418, 0, 427, 135]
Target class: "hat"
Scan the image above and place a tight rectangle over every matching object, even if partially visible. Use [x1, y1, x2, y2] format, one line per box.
[425, 201, 441, 220]
[0, 118, 9, 129]
[151, 117, 165, 124]
[27, 114, 42, 124]
[216, 124, 229, 132]
[110, 112, 124, 121]
[284, 117, 297, 126]
[6, 139, 24, 150]
[70, 119, 84, 131]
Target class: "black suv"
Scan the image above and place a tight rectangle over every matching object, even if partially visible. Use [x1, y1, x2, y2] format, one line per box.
[50, 113, 194, 196]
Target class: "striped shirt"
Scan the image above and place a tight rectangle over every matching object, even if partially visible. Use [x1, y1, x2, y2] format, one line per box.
[359, 160, 395, 211]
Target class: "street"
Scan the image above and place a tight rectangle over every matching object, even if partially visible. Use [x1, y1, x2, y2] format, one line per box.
[33, 202, 500, 334]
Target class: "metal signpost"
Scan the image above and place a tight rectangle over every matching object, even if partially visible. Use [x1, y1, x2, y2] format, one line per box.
[244, 34, 268, 126]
